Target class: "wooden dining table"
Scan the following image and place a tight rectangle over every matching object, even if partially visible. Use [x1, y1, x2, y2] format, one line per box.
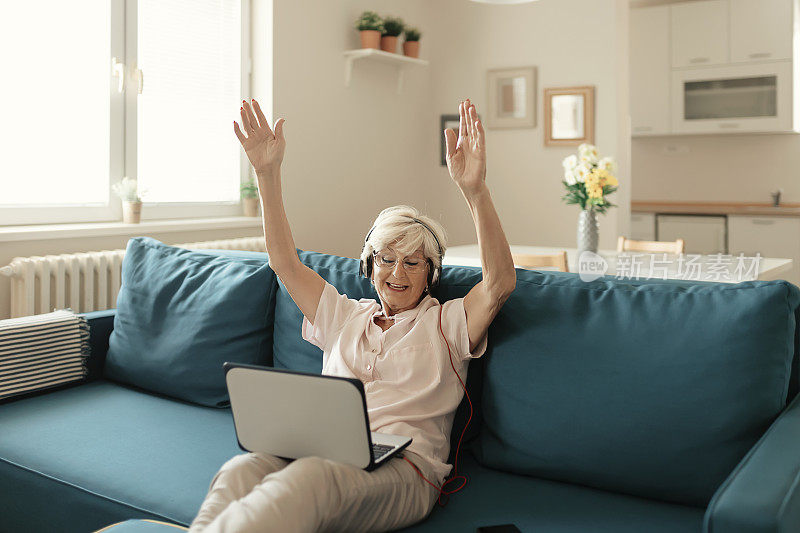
[443, 244, 793, 283]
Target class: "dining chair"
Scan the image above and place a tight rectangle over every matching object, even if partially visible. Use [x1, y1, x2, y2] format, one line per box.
[617, 236, 685, 254]
[511, 251, 570, 273]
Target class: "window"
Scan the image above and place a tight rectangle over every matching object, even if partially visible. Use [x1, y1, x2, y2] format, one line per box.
[0, 1, 250, 226]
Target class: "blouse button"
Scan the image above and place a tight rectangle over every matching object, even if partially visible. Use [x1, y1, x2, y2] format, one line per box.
[366, 364, 372, 371]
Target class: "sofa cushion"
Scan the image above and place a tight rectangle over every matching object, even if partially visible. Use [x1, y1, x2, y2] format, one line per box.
[474, 270, 800, 507]
[0, 379, 243, 532]
[272, 250, 485, 458]
[104, 237, 276, 408]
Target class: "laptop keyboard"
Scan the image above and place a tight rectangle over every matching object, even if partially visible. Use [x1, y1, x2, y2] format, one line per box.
[372, 443, 394, 461]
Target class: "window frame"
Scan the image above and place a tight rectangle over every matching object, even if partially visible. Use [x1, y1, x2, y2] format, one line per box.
[0, 0, 251, 226]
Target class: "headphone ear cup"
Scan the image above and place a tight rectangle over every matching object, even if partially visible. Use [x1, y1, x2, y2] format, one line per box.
[431, 267, 441, 288]
[364, 256, 373, 280]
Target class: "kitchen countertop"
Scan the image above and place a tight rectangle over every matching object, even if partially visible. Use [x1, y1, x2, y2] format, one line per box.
[631, 201, 800, 217]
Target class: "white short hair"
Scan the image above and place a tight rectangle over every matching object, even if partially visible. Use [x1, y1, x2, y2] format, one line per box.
[360, 205, 448, 286]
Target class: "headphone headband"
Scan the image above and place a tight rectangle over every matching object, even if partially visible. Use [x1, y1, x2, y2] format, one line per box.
[364, 216, 443, 256]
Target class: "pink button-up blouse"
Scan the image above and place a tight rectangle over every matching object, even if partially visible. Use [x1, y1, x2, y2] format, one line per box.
[301, 281, 488, 484]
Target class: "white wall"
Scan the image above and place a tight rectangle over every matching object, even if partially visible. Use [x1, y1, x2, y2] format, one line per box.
[259, 0, 437, 260]
[258, 0, 630, 256]
[425, 0, 630, 250]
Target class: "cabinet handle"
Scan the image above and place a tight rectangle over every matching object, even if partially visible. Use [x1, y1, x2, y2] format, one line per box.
[751, 219, 775, 225]
[689, 57, 709, 64]
[719, 123, 740, 129]
[748, 52, 772, 59]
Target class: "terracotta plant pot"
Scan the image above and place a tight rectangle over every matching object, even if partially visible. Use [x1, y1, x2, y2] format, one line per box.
[380, 35, 398, 53]
[122, 201, 142, 224]
[359, 30, 381, 49]
[403, 40, 420, 58]
[242, 197, 259, 217]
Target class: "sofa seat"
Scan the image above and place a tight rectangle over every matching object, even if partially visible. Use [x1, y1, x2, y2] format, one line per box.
[399, 452, 705, 533]
[0, 379, 242, 533]
[0, 378, 706, 533]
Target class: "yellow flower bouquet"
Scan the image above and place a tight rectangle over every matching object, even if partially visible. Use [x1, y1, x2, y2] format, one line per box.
[561, 144, 619, 215]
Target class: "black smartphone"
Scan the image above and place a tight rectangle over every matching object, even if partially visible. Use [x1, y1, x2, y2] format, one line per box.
[476, 525, 522, 533]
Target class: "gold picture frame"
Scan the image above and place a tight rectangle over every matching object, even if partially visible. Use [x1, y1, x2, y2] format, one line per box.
[543, 86, 595, 146]
[486, 66, 536, 129]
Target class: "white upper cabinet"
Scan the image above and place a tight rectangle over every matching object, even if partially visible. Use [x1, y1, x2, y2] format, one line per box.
[630, 6, 671, 135]
[671, 0, 729, 68]
[730, 0, 793, 63]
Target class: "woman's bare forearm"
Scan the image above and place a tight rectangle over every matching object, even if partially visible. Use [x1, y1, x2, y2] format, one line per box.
[256, 168, 301, 274]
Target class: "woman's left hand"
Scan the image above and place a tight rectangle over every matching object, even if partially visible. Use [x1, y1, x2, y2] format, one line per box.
[444, 99, 486, 197]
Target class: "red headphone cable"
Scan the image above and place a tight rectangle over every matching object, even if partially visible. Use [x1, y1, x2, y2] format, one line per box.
[402, 304, 473, 507]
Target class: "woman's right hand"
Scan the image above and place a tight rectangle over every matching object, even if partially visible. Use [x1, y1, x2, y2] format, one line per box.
[234, 99, 286, 176]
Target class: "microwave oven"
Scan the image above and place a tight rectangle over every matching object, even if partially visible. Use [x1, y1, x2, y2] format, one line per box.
[671, 60, 796, 134]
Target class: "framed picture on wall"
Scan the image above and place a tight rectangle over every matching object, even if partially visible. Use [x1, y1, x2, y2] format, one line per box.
[486, 66, 536, 129]
[543, 86, 595, 146]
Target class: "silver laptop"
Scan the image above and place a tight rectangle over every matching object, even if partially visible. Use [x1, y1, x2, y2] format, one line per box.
[223, 362, 412, 471]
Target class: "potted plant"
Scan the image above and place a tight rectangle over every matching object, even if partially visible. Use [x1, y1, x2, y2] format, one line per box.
[403, 27, 422, 58]
[380, 16, 405, 54]
[561, 144, 619, 256]
[112, 177, 144, 224]
[240, 175, 260, 217]
[355, 11, 383, 50]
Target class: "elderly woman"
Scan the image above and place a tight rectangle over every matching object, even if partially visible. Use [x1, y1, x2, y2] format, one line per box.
[189, 98, 515, 532]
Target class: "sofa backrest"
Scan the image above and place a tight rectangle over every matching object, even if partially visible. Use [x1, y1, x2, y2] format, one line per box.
[106, 242, 799, 509]
[472, 269, 800, 507]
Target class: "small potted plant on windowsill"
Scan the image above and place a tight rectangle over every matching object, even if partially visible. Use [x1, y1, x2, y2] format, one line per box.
[112, 177, 144, 224]
[403, 27, 422, 58]
[380, 16, 405, 54]
[356, 11, 383, 50]
[240, 175, 260, 217]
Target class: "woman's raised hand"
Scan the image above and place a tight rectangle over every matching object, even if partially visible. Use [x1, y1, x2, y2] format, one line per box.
[444, 99, 486, 197]
[234, 99, 286, 176]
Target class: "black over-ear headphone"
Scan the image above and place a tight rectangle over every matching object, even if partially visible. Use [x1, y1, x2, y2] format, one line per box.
[359, 216, 443, 291]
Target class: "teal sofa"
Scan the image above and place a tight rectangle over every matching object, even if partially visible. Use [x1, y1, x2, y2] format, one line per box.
[2, 239, 800, 533]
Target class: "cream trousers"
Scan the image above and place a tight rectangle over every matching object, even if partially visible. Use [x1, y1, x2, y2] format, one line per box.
[188, 450, 440, 533]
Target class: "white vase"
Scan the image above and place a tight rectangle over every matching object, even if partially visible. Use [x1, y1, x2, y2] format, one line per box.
[122, 201, 142, 224]
[577, 208, 598, 256]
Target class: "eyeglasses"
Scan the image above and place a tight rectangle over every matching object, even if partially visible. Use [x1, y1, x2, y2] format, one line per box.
[373, 251, 428, 274]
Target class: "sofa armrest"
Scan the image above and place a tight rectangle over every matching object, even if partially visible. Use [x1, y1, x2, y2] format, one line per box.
[79, 309, 116, 381]
[704, 393, 800, 532]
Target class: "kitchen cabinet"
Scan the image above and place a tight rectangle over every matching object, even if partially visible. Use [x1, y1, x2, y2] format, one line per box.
[656, 214, 727, 254]
[730, 0, 793, 63]
[631, 0, 799, 135]
[630, 6, 671, 136]
[631, 213, 656, 241]
[728, 214, 800, 284]
[671, 0, 729, 68]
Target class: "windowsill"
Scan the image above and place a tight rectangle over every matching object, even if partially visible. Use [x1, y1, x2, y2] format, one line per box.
[0, 216, 263, 243]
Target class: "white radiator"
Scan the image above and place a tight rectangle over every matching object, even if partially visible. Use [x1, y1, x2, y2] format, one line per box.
[0, 237, 266, 318]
